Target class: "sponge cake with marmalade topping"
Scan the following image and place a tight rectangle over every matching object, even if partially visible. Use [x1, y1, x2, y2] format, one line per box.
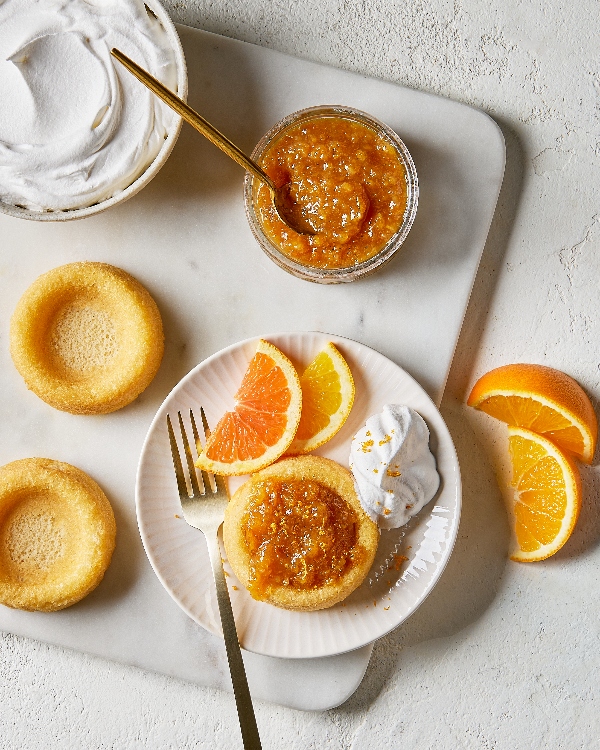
[223, 455, 378, 611]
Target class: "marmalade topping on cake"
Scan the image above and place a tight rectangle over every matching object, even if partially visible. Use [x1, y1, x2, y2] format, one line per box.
[255, 117, 408, 269]
[241, 478, 361, 597]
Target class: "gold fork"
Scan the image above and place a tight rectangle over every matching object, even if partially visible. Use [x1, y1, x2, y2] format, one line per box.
[167, 408, 262, 750]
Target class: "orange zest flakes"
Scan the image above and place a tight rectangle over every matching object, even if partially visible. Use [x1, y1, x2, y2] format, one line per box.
[388, 554, 408, 571]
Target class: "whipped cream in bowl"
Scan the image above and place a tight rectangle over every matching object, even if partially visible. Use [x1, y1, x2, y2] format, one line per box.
[0, 0, 187, 221]
[349, 403, 440, 530]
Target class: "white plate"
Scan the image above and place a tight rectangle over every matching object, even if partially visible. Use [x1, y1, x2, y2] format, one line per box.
[136, 332, 461, 659]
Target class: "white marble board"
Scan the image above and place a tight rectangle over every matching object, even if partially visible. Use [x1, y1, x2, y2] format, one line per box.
[0, 25, 504, 710]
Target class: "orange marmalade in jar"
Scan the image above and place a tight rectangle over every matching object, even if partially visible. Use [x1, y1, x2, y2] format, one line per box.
[244, 106, 418, 283]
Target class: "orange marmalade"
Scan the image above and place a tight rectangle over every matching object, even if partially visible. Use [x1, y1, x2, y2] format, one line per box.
[241, 478, 360, 597]
[255, 116, 408, 269]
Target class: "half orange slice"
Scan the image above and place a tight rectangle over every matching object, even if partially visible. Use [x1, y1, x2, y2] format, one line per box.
[288, 342, 355, 454]
[507, 426, 581, 562]
[468, 363, 597, 463]
[195, 340, 302, 476]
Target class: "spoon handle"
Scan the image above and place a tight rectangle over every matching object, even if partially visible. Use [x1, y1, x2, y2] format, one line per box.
[111, 48, 274, 192]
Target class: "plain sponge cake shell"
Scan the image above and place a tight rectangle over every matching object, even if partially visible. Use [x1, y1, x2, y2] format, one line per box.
[10, 262, 164, 414]
[0, 458, 116, 611]
[223, 455, 379, 611]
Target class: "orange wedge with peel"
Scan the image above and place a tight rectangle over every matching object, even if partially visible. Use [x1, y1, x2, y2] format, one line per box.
[195, 340, 302, 476]
[507, 426, 581, 562]
[467, 363, 597, 463]
[287, 342, 355, 455]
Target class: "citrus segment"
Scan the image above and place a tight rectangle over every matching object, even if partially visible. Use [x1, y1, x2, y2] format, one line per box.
[507, 426, 581, 562]
[288, 342, 355, 454]
[467, 363, 597, 463]
[195, 340, 302, 475]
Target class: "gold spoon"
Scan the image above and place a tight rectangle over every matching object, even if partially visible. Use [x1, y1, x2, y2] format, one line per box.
[111, 48, 314, 235]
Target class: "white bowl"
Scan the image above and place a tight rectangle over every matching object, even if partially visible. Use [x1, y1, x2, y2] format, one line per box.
[0, 0, 187, 222]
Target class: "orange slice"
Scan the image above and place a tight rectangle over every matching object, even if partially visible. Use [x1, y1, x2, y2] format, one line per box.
[507, 426, 581, 562]
[195, 340, 302, 476]
[287, 342, 355, 454]
[467, 363, 597, 463]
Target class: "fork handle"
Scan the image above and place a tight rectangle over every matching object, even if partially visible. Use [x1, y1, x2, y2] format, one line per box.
[206, 530, 262, 750]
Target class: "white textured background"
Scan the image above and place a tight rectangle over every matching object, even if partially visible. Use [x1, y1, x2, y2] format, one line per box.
[2, 0, 599, 747]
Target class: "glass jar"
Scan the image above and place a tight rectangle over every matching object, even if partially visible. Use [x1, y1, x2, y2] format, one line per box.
[244, 105, 418, 283]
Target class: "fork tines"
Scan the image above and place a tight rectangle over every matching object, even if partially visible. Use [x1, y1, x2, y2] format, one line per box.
[166, 408, 223, 498]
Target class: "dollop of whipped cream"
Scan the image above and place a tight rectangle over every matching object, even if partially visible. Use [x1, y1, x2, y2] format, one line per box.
[0, 0, 178, 211]
[349, 404, 440, 529]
